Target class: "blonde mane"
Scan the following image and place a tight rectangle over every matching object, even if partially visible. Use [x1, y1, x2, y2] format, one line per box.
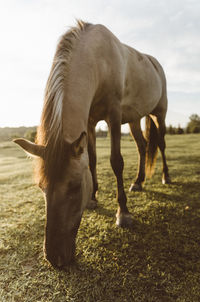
[35, 21, 91, 188]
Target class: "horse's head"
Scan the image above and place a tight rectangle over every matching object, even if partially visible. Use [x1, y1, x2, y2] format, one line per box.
[14, 132, 92, 268]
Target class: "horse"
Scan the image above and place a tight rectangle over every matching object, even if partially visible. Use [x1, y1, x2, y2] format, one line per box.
[14, 21, 171, 268]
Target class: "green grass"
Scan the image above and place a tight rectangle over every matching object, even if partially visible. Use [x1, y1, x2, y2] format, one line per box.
[0, 134, 200, 302]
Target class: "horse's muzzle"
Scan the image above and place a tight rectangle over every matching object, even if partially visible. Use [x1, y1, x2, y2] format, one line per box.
[44, 237, 76, 268]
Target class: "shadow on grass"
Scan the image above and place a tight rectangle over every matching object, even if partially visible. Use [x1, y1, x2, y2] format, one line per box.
[3, 182, 200, 301]
[146, 181, 200, 204]
[95, 203, 115, 217]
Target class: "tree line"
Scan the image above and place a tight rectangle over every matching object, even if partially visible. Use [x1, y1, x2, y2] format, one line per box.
[96, 114, 200, 137]
[166, 114, 200, 134]
[0, 114, 199, 142]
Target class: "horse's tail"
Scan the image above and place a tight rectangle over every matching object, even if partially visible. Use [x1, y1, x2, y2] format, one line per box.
[145, 115, 158, 178]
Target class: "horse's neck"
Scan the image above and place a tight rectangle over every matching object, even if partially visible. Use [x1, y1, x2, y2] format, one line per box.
[62, 84, 94, 144]
[61, 36, 99, 144]
[62, 109, 88, 144]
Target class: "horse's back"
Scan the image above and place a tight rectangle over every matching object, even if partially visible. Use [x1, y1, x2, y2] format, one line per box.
[83, 24, 127, 89]
[64, 23, 167, 128]
[121, 44, 167, 123]
[82, 24, 167, 123]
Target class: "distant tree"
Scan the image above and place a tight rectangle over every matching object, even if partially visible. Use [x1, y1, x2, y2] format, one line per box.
[25, 130, 37, 142]
[190, 114, 200, 122]
[0, 126, 37, 142]
[96, 128, 107, 137]
[176, 124, 184, 134]
[186, 114, 200, 133]
[193, 126, 200, 133]
[167, 125, 176, 134]
[166, 124, 185, 135]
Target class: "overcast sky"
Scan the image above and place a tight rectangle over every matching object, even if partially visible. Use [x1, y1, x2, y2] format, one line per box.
[0, 0, 199, 128]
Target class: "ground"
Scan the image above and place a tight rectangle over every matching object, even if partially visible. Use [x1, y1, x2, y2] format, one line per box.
[0, 134, 200, 302]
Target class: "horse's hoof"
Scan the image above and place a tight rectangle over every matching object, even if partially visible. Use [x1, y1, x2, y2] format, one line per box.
[162, 176, 171, 184]
[86, 199, 97, 210]
[116, 212, 134, 228]
[129, 183, 142, 192]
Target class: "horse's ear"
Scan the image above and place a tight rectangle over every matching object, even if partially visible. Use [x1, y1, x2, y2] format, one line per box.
[13, 138, 45, 158]
[71, 131, 87, 157]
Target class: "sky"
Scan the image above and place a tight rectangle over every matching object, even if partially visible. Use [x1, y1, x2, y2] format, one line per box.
[0, 0, 199, 129]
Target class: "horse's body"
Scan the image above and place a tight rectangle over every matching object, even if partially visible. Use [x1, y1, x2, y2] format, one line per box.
[14, 21, 170, 268]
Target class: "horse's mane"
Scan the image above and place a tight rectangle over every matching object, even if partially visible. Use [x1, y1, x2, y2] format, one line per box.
[35, 20, 91, 188]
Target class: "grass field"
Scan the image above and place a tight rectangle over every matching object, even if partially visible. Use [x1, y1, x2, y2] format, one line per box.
[0, 134, 200, 302]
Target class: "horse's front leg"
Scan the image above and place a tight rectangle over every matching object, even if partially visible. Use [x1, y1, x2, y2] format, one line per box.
[87, 123, 98, 209]
[108, 110, 133, 227]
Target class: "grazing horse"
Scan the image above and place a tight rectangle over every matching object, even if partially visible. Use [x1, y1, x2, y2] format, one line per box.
[14, 21, 171, 268]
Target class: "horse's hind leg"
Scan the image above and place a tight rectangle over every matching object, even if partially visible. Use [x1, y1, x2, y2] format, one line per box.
[156, 115, 171, 184]
[129, 120, 147, 192]
[87, 123, 98, 209]
[108, 108, 133, 227]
